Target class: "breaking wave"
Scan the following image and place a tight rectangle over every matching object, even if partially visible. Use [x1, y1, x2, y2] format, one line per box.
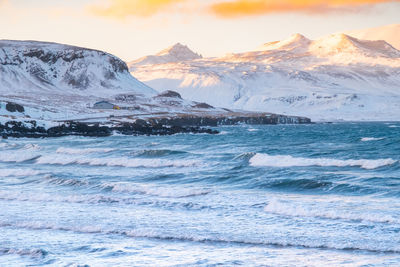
[360, 137, 384, 142]
[249, 153, 397, 170]
[0, 153, 40, 163]
[35, 154, 202, 168]
[99, 182, 211, 198]
[0, 248, 48, 258]
[264, 199, 400, 224]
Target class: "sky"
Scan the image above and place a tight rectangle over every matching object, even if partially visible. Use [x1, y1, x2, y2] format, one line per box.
[0, 0, 399, 61]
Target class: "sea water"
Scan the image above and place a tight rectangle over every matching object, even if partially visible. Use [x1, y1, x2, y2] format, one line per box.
[0, 122, 399, 266]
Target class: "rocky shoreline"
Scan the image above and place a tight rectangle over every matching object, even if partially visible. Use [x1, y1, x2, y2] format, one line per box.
[0, 113, 311, 139]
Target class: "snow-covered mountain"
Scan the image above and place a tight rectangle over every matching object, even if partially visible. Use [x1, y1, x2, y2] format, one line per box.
[128, 43, 202, 68]
[2, 40, 304, 130]
[345, 24, 400, 50]
[130, 32, 400, 121]
[0, 40, 155, 97]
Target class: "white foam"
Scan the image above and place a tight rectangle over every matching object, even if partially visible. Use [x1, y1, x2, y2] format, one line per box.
[249, 153, 397, 170]
[56, 147, 115, 155]
[2, 220, 399, 253]
[23, 144, 40, 150]
[0, 168, 41, 177]
[360, 137, 385, 142]
[36, 154, 202, 168]
[389, 125, 400, 128]
[101, 182, 211, 198]
[264, 199, 400, 224]
[0, 153, 40, 163]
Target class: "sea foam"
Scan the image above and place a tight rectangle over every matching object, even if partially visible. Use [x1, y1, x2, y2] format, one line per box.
[35, 154, 201, 168]
[264, 199, 400, 224]
[249, 153, 397, 170]
[360, 137, 384, 142]
[100, 182, 211, 198]
[0, 168, 41, 177]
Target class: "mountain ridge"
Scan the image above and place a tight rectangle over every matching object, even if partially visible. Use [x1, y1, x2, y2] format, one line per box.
[130, 30, 400, 121]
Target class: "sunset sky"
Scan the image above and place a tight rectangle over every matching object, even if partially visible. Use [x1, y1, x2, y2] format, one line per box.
[0, 0, 399, 61]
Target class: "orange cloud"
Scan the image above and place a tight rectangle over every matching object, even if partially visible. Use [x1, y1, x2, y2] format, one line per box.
[211, 0, 400, 17]
[90, 0, 185, 18]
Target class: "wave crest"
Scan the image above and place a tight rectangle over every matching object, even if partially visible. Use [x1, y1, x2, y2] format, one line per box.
[35, 154, 201, 168]
[249, 153, 397, 170]
[361, 137, 384, 142]
[264, 199, 400, 224]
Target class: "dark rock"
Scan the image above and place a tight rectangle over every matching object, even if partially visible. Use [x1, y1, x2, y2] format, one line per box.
[156, 90, 182, 99]
[109, 57, 129, 73]
[192, 102, 214, 109]
[6, 102, 25, 113]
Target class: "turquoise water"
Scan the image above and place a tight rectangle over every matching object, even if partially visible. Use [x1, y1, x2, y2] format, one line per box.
[0, 122, 399, 266]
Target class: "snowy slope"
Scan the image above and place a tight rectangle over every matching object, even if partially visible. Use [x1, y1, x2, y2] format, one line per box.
[128, 43, 202, 68]
[345, 24, 400, 50]
[130, 33, 400, 121]
[0, 40, 155, 96]
[1, 40, 267, 127]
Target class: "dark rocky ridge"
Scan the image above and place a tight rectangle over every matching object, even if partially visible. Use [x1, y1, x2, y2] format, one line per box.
[0, 121, 218, 138]
[0, 112, 311, 138]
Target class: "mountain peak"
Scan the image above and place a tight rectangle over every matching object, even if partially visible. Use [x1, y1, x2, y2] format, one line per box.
[310, 33, 400, 57]
[157, 43, 202, 59]
[128, 43, 202, 69]
[259, 33, 311, 51]
[344, 24, 400, 50]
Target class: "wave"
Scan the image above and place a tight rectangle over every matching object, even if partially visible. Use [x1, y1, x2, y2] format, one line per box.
[0, 142, 18, 149]
[0, 192, 212, 213]
[44, 176, 89, 187]
[133, 149, 187, 157]
[23, 144, 40, 150]
[99, 182, 211, 198]
[0, 248, 48, 258]
[2, 221, 399, 254]
[249, 153, 397, 170]
[264, 199, 400, 224]
[0, 153, 40, 163]
[0, 168, 41, 177]
[56, 147, 115, 155]
[0, 191, 211, 210]
[35, 154, 202, 168]
[37, 175, 211, 199]
[389, 125, 400, 128]
[360, 137, 385, 142]
[234, 152, 256, 160]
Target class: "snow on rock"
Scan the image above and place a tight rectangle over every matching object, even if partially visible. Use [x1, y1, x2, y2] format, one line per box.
[128, 43, 202, 69]
[130, 32, 400, 121]
[345, 24, 400, 50]
[0, 40, 155, 97]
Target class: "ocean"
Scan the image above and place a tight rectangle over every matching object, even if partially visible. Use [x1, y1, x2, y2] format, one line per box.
[0, 122, 399, 266]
